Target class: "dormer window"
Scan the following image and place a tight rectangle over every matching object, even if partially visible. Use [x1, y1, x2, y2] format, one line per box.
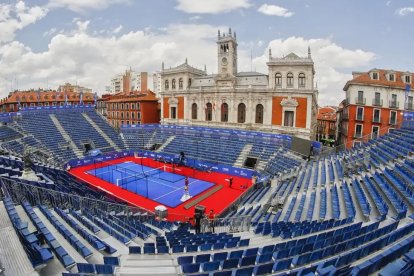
[389, 73, 395, 81]
[405, 75, 411, 84]
[372, 72, 379, 80]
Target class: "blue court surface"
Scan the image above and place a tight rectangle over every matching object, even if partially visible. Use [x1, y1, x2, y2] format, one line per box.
[87, 161, 215, 207]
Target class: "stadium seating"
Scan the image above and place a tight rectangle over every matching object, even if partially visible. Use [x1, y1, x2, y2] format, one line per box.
[1, 107, 414, 275]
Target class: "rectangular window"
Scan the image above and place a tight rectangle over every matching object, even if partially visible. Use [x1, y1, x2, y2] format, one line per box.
[373, 109, 380, 123]
[283, 111, 294, 127]
[408, 96, 413, 110]
[353, 141, 362, 147]
[372, 126, 379, 139]
[372, 72, 378, 80]
[390, 94, 398, 108]
[390, 111, 397, 125]
[356, 107, 364, 121]
[355, 124, 363, 138]
[358, 91, 364, 99]
[389, 74, 395, 81]
[405, 75, 411, 83]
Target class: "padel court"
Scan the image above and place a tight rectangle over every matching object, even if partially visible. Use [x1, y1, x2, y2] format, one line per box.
[69, 156, 253, 221]
[86, 161, 214, 207]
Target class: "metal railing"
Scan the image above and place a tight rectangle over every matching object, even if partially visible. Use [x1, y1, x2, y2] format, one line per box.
[200, 216, 251, 234]
[405, 103, 414, 111]
[355, 97, 366, 105]
[389, 101, 399, 109]
[372, 99, 383, 107]
[0, 177, 155, 222]
[319, 120, 403, 157]
[372, 116, 382, 123]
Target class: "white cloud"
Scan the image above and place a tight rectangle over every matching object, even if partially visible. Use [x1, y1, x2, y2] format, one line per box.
[43, 27, 57, 37]
[248, 37, 376, 105]
[0, 1, 48, 43]
[189, 15, 201, 21]
[396, 7, 414, 16]
[112, 25, 123, 34]
[0, 23, 224, 98]
[47, 0, 129, 13]
[257, 4, 294, 17]
[0, 19, 375, 107]
[176, 0, 251, 14]
[386, 1, 391, 6]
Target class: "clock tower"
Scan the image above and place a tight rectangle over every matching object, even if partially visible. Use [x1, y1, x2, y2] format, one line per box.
[217, 28, 238, 77]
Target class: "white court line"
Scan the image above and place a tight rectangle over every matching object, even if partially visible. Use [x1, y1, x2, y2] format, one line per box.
[153, 180, 201, 201]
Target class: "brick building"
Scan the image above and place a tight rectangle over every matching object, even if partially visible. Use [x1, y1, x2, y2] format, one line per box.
[337, 69, 413, 148]
[106, 90, 160, 129]
[316, 106, 337, 146]
[0, 86, 95, 113]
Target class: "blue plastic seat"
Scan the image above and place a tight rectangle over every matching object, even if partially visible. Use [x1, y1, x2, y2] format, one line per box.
[213, 252, 228, 261]
[222, 258, 239, 270]
[103, 256, 119, 266]
[129, 246, 141, 254]
[77, 263, 95, 274]
[95, 264, 114, 275]
[182, 263, 200, 274]
[178, 255, 193, 265]
[239, 255, 256, 267]
[196, 254, 211, 263]
[202, 261, 220, 272]
[253, 263, 274, 275]
[234, 266, 254, 276]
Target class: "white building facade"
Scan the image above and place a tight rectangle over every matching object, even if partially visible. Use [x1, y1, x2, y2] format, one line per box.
[160, 29, 318, 139]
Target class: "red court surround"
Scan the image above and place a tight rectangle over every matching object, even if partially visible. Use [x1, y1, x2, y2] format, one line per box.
[69, 156, 252, 221]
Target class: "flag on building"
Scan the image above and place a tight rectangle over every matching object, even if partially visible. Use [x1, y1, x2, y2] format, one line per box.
[79, 91, 83, 105]
[64, 93, 68, 106]
[94, 92, 98, 106]
[406, 84, 411, 109]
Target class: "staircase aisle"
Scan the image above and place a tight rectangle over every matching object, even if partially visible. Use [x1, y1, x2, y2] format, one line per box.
[49, 114, 83, 158]
[0, 201, 39, 276]
[82, 113, 121, 152]
[234, 144, 253, 167]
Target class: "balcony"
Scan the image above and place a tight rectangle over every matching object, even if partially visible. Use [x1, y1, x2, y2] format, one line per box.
[389, 120, 398, 126]
[354, 132, 363, 138]
[372, 99, 383, 107]
[389, 101, 399, 109]
[372, 116, 382, 123]
[405, 103, 414, 111]
[355, 115, 364, 121]
[355, 97, 366, 105]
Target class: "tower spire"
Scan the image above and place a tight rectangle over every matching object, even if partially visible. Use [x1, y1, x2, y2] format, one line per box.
[269, 47, 272, 59]
[308, 46, 311, 58]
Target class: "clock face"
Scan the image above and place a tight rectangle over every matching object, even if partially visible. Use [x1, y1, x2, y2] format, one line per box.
[221, 57, 228, 65]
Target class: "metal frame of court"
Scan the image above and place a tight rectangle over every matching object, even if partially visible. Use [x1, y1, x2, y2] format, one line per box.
[69, 156, 254, 221]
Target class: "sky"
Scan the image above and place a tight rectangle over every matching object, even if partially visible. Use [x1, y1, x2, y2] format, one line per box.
[0, 0, 413, 106]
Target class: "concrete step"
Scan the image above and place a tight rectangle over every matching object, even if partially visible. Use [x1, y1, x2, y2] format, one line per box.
[82, 113, 121, 152]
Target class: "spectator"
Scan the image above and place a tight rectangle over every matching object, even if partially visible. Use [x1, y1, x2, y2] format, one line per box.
[208, 209, 215, 233]
[194, 212, 202, 234]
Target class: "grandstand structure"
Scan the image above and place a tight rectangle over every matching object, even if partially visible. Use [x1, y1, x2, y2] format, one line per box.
[1, 105, 414, 276]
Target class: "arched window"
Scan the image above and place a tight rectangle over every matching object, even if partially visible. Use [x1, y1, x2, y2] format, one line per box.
[298, 73, 305, 87]
[172, 79, 176, 89]
[191, 103, 197, 120]
[121, 112, 124, 119]
[126, 112, 129, 119]
[275, 73, 282, 87]
[237, 103, 246, 123]
[179, 78, 183, 89]
[131, 112, 135, 119]
[221, 103, 228, 122]
[121, 103, 124, 110]
[255, 104, 264, 124]
[205, 103, 212, 121]
[287, 73, 293, 87]
[165, 80, 169, 90]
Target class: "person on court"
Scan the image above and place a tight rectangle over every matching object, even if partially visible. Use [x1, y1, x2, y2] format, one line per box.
[184, 176, 189, 194]
[227, 177, 233, 188]
[208, 209, 216, 233]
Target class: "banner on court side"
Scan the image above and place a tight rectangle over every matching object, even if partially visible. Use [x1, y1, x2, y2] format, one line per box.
[66, 150, 134, 168]
[138, 150, 255, 179]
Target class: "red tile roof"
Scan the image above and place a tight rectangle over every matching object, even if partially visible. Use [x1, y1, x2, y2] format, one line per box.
[344, 69, 413, 91]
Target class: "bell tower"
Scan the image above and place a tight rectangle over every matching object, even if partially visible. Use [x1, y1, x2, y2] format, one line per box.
[217, 28, 238, 76]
